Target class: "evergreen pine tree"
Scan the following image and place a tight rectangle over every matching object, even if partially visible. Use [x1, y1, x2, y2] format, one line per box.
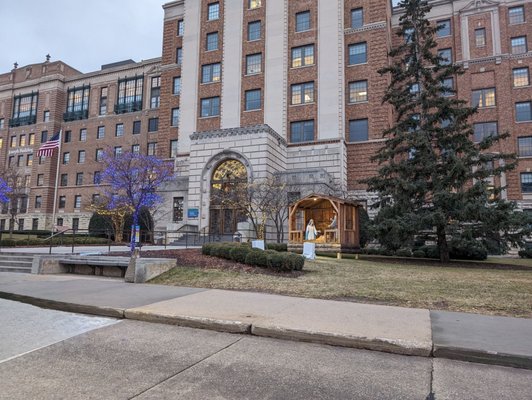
[364, 0, 530, 262]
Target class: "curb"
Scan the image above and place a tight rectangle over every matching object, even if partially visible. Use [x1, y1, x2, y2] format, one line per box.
[251, 325, 432, 357]
[124, 309, 251, 334]
[433, 346, 532, 371]
[0, 291, 125, 319]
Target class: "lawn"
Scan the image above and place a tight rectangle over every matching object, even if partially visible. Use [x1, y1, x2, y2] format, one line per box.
[152, 255, 532, 318]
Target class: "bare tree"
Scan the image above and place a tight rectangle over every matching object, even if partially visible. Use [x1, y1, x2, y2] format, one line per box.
[0, 165, 28, 237]
[87, 197, 132, 243]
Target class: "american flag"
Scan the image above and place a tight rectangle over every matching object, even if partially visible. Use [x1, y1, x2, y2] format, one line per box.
[37, 132, 61, 157]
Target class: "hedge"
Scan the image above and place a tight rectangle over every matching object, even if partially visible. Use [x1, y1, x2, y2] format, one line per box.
[0, 237, 109, 247]
[518, 249, 532, 259]
[203, 243, 304, 271]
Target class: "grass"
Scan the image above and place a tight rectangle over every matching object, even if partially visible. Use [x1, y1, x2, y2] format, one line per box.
[152, 256, 532, 318]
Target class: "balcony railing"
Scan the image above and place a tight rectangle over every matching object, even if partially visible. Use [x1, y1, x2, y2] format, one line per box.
[9, 115, 36, 127]
[114, 101, 142, 114]
[63, 109, 88, 122]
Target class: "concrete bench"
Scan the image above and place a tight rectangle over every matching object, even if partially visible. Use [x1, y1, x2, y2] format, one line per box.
[59, 257, 130, 277]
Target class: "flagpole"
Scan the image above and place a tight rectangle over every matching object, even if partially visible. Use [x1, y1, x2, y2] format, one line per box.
[50, 130, 62, 232]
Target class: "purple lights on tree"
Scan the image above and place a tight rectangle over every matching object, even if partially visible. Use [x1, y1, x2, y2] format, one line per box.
[0, 178, 12, 204]
[99, 151, 174, 253]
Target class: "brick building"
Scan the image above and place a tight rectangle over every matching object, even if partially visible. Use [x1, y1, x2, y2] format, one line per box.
[0, 0, 530, 237]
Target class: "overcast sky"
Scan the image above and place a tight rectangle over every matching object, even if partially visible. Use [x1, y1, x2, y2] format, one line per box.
[0, 0, 165, 74]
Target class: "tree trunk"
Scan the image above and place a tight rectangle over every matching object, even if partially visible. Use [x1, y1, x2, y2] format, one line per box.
[437, 225, 450, 263]
[130, 210, 139, 253]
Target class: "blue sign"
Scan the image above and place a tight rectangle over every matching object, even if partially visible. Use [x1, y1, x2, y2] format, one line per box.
[187, 208, 199, 219]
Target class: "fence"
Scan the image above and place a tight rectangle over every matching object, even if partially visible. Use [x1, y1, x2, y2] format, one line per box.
[0, 228, 237, 254]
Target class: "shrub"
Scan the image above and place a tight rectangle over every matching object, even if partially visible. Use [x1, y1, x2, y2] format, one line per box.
[420, 245, 440, 259]
[230, 245, 252, 264]
[379, 248, 395, 256]
[266, 250, 285, 269]
[286, 253, 305, 271]
[266, 243, 288, 252]
[412, 249, 426, 258]
[449, 241, 488, 261]
[0, 239, 17, 247]
[366, 248, 380, 255]
[245, 249, 269, 267]
[202, 243, 214, 255]
[395, 248, 412, 258]
[518, 249, 532, 259]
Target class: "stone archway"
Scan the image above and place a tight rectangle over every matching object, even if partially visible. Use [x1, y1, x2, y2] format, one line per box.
[209, 159, 248, 235]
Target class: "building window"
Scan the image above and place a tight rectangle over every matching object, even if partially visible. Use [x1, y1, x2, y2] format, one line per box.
[246, 53, 262, 75]
[248, 21, 261, 41]
[93, 171, 101, 184]
[349, 119, 369, 142]
[148, 118, 159, 132]
[349, 80, 368, 103]
[116, 76, 143, 114]
[509, 6, 525, 24]
[64, 85, 90, 121]
[442, 77, 454, 96]
[295, 11, 311, 32]
[132, 144, 140, 154]
[150, 76, 161, 108]
[173, 77, 181, 95]
[171, 108, 180, 126]
[351, 8, 363, 29]
[62, 152, 70, 165]
[64, 130, 72, 143]
[248, 0, 261, 9]
[438, 48, 452, 65]
[147, 142, 157, 156]
[57, 218, 64, 227]
[114, 146, 122, 158]
[437, 19, 451, 37]
[511, 36, 527, 54]
[41, 130, 48, 143]
[291, 44, 314, 67]
[74, 195, 82, 209]
[177, 19, 184, 36]
[43, 110, 50, 122]
[521, 173, 532, 193]
[115, 123, 124, 137]
[97, 126, 105, 139]
[79, 129, 87, 142]
[291, 82, 314, 105]
[472, 88, 496, 108]
[518, 137, 532, 157]
[35, 196, 42, 209]
[475, 28, 486, 47]
[28, 133, 34, 145]
[348, 42, 367, 65]
[99, 87, 108, 115]
[8, 156, 13, 167]
[72, 218, 79, 231]
[17, 155, 23, 167]
[201, 97, 221, 117]
[202, 63, 221, 83]
[170, 140, 178, 158]
[206, 32, 218, 51]
[513, 67, 530, 87]
[32, 218, 39, 231]
[173, 197, 184, 222]
[131, 120, 141, 135]
[516, 101, 532, 122]
[58, 196, 66, 209]
[76, 173, 83, 186]
[0, 118, 4, 129]
[10, 136, 16, 148]
[37, 174, 44, 186]
[0, 138, 3, 149]
[176, 47, 183, 65]
[19, 135, 26, 147]
[60, 174, 68, 187]
[92, 194, 100, 204]
[290, 120, 314, 143]
[245, 89, 261, 111]
[473, 122, 497, 142]
[10, 92, 38, 127]
[77, 150, 85, 164]
[96, 149, 104, 162]
[207, 2, 220, 20]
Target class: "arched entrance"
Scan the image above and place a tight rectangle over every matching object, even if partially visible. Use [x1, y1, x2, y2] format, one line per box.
[209, 159, 248, 235]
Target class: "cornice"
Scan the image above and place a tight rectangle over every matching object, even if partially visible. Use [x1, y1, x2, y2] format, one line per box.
[344, 21, 387, 35]
[190, 124, 288, 146]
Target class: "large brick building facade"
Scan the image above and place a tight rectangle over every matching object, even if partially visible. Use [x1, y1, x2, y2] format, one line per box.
[0, 0, 530, 237]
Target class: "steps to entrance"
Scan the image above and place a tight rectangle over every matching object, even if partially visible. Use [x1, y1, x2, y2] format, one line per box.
[0, 253, 34, 273]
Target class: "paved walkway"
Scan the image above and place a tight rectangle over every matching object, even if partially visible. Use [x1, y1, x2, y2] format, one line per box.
[0, 272, 530, 369]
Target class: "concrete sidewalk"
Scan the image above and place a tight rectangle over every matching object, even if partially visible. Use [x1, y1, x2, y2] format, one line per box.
[0, 272, 531, 369]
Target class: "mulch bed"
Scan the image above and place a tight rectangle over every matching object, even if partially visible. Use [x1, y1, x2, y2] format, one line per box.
[107, 249, 304, 277]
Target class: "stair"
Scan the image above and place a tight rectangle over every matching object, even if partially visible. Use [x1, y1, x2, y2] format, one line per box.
[0, 253, 34, 273]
